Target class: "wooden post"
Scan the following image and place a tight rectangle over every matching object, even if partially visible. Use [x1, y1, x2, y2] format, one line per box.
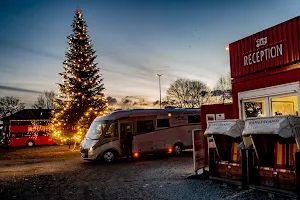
[295, 151, 300, 197]
[241, 149, 248, 189]
[209, 148, 216, 177]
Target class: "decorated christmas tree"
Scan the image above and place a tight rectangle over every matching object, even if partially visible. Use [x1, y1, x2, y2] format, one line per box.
[51, 9, 109, 144]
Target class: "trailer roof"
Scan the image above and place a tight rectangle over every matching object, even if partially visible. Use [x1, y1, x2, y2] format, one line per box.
[95, 108, 201, 121]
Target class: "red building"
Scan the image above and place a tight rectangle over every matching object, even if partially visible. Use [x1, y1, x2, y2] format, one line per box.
[206, 16, 300, 197]
[229, 16, 300, 119]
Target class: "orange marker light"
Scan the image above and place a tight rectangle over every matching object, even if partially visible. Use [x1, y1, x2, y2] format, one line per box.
[168, 148, 173, 153]
[134, 153, 139, 158]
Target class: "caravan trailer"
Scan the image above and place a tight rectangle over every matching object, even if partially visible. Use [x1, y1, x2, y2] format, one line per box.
[80, 108, 201, 162]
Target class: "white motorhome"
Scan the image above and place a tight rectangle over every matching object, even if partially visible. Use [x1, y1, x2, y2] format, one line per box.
[80, 108, 201, 162]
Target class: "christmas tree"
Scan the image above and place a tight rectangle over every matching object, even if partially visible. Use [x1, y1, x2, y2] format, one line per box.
[51, 9, 109, 144]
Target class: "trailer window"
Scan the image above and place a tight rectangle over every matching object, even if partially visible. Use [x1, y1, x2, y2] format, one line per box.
[137, 120, 154, 134]
[188, 115, 201, 123]
[157, 119, 170, 128]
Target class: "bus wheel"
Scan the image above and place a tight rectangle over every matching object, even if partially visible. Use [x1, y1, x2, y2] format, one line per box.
[26, 140, 35, 147]
[173, 144, 183, 155]
[102, 150, 116, 163]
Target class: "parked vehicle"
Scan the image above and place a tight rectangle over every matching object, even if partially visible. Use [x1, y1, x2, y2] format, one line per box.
[6, 120, 56, 147]
[80, 108, 201, 163]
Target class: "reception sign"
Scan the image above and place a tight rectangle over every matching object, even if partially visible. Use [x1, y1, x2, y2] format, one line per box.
[229, 16, 300, 78]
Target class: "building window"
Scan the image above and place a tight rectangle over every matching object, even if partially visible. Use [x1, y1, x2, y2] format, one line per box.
[244, 100, 265, 118]
[157, 119, 170, 128]
[271, 95, 298, 116]
[137, 120, 154, 134]
[188, 115, 201, 123]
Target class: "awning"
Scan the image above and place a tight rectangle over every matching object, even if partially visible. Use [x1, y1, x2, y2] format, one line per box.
[242, 115, 300, 138]
[204, 119, 245, 138]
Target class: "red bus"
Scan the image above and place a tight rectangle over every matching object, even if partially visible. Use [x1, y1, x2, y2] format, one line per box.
[8, 120, 56, 147]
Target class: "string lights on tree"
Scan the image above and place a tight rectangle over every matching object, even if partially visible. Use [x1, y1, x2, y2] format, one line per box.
[51, 9, 109, 145]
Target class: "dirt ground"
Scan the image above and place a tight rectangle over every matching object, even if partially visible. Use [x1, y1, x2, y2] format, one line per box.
[0, 146, 271, 200]
[0, 145, 79, 180]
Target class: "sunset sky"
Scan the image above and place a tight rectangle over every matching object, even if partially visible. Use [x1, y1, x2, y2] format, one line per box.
[1, 0, 300, 106]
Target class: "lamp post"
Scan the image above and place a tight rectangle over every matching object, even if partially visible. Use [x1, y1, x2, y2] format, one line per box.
[156, 74, 163, 109]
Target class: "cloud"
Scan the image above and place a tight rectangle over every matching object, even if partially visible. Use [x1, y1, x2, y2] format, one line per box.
[0, 39, 62, 60]
[0, 85, 41, 94]
[98, 51, 173, 77]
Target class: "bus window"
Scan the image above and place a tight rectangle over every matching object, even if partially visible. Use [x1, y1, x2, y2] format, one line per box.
[188, 115, 201, 123]
[10, 133, 23, 138]
[11, 121, 32, 125]
[105, 122, 118, 138]
[137, 120, 154, 134]
[157, 119, 170, 128]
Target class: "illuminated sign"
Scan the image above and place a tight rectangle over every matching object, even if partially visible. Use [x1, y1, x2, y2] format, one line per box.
[244, 37, 283, 67]
[28, 125, 51, 132]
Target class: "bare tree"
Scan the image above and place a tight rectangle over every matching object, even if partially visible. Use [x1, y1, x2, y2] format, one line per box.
[0, 96, 25, 119]
[32, 90, 56, 109]
[166, 78, 210, 108]
[215, 72, 231, 91]
[214, 72, 232, 103]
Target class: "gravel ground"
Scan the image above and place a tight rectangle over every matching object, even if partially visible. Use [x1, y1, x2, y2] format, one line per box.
[0, 146, 274, 200]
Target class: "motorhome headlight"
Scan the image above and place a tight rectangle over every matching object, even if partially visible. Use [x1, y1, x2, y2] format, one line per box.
[89, 147, 93, 152]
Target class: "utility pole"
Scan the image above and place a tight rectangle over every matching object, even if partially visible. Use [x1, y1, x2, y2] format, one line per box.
[156, 74, 163, 109]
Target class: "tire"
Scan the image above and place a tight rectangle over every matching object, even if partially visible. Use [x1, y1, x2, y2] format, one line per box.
[26, 140, 35, 147]
[102, 150, 117, 163]
[173, 143, 183, 155]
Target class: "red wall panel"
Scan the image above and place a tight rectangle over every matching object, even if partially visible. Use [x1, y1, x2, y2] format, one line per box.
[200, 104, 233, 130]
[229, 16, 300, 78]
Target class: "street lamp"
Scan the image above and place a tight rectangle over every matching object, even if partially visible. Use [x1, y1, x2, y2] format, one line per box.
[156, 74, 163, 109]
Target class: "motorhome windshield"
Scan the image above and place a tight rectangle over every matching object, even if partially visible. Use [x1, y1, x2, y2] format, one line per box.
[85, 120, 118, 140]
[85, 120, 110, 140]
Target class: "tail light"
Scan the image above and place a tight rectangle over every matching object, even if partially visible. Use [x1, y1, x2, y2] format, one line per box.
[168, 148, 173, 153]
[134, 152, 139, 158]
